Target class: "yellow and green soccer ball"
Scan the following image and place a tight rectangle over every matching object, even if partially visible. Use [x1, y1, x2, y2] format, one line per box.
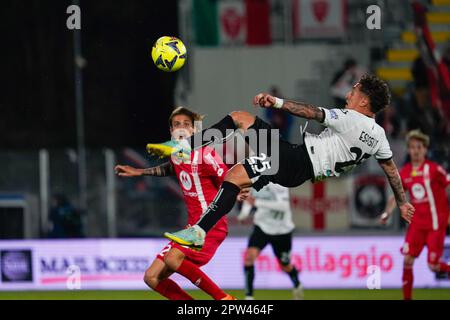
[151, 36, 187, 72]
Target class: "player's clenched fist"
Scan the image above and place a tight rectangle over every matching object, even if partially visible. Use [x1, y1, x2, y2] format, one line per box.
[253, 93, 277, 108]
[399, 202, 415, 224]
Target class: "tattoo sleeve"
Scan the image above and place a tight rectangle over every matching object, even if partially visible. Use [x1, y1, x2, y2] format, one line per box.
[142, 162, 174, 177]
[281, 100, 325, 122]
[378, 159, 406, 206]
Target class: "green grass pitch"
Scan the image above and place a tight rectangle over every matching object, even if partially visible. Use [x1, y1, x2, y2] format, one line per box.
[0, 289, 449, 300]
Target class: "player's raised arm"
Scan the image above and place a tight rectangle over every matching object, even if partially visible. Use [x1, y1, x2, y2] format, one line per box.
[378, 158, 415, 223]
[115, 162, 174, 177]
[253, 93, 325, 122]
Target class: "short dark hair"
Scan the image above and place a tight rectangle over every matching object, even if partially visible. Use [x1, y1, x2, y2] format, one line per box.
[344, 58, 356, 69]
[358, 74, 391, 113]
[168, 106, 204, 128]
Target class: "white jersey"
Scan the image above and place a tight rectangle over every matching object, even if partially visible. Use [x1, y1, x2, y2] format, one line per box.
[239, 183, 295, 235]
[304, 108, 393, 181]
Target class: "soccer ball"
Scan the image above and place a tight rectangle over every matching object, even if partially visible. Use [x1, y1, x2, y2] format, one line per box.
[151, 36, 187, 72]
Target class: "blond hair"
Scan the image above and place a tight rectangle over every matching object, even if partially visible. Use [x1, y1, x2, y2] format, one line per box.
[406, 129, 430, 148]
[168, 106, 204, 127]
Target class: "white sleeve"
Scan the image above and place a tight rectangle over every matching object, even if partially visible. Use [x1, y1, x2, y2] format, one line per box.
[320, 108, 354, 133]
[375, 132, 393, 161]
[238, 202, 253, 221]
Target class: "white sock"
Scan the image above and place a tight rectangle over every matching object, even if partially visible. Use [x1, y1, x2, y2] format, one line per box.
[193, 225, 206, 236]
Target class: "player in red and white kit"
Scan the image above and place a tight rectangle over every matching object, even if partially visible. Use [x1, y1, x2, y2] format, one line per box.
[115, 107, 244, 300]
[381, 130, 450, 300]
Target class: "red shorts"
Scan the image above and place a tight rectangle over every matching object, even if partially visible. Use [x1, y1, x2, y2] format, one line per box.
[156, 230, 227, 267]
[401, 223, 446, 264]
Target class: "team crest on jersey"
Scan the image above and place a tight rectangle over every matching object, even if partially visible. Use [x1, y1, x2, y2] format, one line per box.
[411, 183, 425, 200]
[330, 110, 339, 120]
[179, 171, 192, 190]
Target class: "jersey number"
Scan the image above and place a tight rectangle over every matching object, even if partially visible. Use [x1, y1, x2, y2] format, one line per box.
[272, 210, 285, 220]
[335, 147, 371, 173]
[248, 153, 271, 173]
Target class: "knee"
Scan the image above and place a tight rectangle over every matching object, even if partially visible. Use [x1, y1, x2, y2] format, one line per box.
[143, 269, 159, 289]
[281, 264, 292, 273]
[404, 256, 415, 268]
[224, 164, 252, 189]
[428, 263, 439, 272]
[164, 250, 184, 271]
[224, 169, 242, 186]
[229, 111, 255, 130]
[244, 249, 258, 266]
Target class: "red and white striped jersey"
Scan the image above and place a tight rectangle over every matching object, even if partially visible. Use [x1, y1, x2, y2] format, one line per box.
[170, 146, 228, 234]
[400, 160, 450, 230]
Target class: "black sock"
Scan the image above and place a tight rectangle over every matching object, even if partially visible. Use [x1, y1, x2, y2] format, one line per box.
[287, 266, 300, 288]
[188, 115, 237, 149]
[244, 265, 255, 297]
[197, 181, 240, 232]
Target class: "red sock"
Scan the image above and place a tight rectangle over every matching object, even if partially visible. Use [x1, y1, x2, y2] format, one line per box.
[438, 262, 450, 273]
[176, 259, 227, 300]
[402, 267, 413, 300]
[154, 278, 193, 300]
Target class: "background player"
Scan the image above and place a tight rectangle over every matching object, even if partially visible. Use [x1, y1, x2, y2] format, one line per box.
[238, 183, 303, 300]
[151, 74, 415, 249]
[380, 130, 450, 300]
[115, 107, 240, 300]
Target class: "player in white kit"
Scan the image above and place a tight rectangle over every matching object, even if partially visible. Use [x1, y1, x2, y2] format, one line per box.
[150, 74, 415, 248]
[238, 183, 303, 300]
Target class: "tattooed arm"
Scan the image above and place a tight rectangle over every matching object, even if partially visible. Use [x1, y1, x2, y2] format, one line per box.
[280, 100, 325, 122]
[115, 162, 174, 177]
[253, 93, 325, 122]
[378, 159, 415, 223]
[142, 162, 174, 177]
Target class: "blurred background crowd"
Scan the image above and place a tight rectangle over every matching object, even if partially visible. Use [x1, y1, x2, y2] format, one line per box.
[1, 0, 449, 239]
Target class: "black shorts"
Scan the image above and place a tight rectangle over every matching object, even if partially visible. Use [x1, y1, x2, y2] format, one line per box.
[243, 117, 314, 191]
[248, 225, 293, 266]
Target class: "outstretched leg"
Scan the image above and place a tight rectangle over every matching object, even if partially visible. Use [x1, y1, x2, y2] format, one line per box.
[144, 258, 193, 300]
[196, 164, 252, 232]
[188, 111, 256, 148]
[164, 164, 251, 248]
[164, 247, 231, 300]
[147, 111, 257, 157]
